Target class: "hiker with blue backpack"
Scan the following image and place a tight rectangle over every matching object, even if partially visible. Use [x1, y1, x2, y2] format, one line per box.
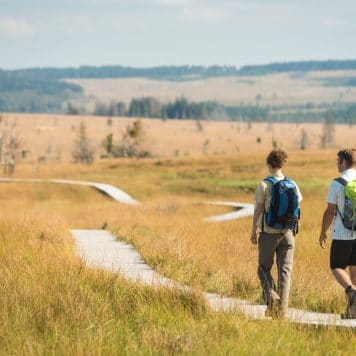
[250, 149, 302, 319]
[319, 148, 356, 319]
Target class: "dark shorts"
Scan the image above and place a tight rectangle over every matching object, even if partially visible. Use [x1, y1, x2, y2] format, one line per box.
[330, 239, 356, 269]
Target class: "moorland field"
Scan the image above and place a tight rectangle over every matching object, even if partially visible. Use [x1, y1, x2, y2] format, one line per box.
[0, 112, 355, 353]
[67, 70, 356, 109]
[1, 112, 355, 161]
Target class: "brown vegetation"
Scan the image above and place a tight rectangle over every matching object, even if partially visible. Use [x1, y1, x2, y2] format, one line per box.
[0, 113, 355, 164]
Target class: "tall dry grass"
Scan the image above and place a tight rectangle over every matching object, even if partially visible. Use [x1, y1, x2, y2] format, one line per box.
[3, 150, 354, 313]
[1, 174, 355, 354]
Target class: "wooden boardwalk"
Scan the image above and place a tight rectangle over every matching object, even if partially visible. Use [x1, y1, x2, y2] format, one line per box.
[0, 178, 251, 221]
[71, 229, 356, 328]
[204, 201, 254, 222]
[0, 178, 140, 206]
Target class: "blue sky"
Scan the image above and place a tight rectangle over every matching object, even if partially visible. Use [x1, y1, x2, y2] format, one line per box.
[0, 0, 355, 69]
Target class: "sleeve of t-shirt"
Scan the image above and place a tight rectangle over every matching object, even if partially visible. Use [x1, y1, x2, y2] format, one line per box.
[327, 181, 338, 204]
[254, 182, 265, 204]
[293, 182, 303, 203]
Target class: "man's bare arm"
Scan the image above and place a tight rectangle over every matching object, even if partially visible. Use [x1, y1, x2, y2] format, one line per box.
[250, 202, 264, 244]
[319, 203, 336, 249]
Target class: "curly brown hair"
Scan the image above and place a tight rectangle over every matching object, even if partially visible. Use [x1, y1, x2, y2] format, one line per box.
[337, 148, 356, 168]
[266, 149, 288, 169]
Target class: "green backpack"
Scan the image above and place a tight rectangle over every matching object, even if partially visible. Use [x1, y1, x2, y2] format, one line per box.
[335, 178, 356, 231]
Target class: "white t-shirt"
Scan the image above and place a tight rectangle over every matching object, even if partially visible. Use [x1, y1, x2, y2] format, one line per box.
[327, 168, 356, 240]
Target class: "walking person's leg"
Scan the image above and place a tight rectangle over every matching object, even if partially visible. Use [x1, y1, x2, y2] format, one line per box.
[331, 268, 354, 288]
[330, 240, 356, 318]
[346, 241, 356, 318]
[350, 266, 356, 286]
[348, 266, 356, 318]
[258, 233, 279, 316]
[276, 230, 295, 318]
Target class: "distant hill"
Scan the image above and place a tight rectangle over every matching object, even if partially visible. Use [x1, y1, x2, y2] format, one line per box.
[0, 69, 82, 112]
[3, 59, 356, 81]
[239, 59, 356, 76]
[5, 65, 240, 81]
[1, 59, 356, 118]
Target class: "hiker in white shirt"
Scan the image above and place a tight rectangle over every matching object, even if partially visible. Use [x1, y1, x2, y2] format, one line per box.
[319, 148, 356, 319]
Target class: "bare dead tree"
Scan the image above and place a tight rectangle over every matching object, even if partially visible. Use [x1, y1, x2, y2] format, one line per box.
[196, 119, 204, 132]
[119, 119, 146, 157]
[101, 119, 150, 158]
[72, 121, 95, 164]
[300, 129, 310, 150]
[0, 127, 22, 175]
[0, 131, 6, 167]
[320, 111, 335, 149]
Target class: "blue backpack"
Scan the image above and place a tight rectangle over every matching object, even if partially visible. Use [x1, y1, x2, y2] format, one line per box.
[263, 177, 300, 234]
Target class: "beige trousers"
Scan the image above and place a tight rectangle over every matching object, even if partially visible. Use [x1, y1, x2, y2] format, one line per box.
[258, 231, 295, 310]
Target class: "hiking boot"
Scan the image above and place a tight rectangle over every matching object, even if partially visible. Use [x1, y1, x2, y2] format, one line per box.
[342, 288, 356, 319]
[265, 290, 280, 319]
[276, 307, 288, 320]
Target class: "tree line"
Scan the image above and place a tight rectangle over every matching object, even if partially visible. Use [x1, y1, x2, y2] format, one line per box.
[3, 59, 356, 81]
[92, 97, 270, 121]
[239, 59, 356, 76]
[91, 97, 356, 124]
[3, 65, 240, 81]
[270, 104, 356, 124]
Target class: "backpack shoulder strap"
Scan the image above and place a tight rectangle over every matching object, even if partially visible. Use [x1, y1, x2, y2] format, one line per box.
[334, 177, 348, 186]
[261, 177, 278, 233]
[284, 177, 298, 188]
[333, 177, 350, 221]
[264, 176, 278, 185]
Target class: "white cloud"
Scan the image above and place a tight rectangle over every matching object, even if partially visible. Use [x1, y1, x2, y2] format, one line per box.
[180, 6, 228, 21]
[146, 0, 196, 5]
[0, 17, 34, 38]
[321, 17, 352, 29]
[85, 0, 119, 3]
